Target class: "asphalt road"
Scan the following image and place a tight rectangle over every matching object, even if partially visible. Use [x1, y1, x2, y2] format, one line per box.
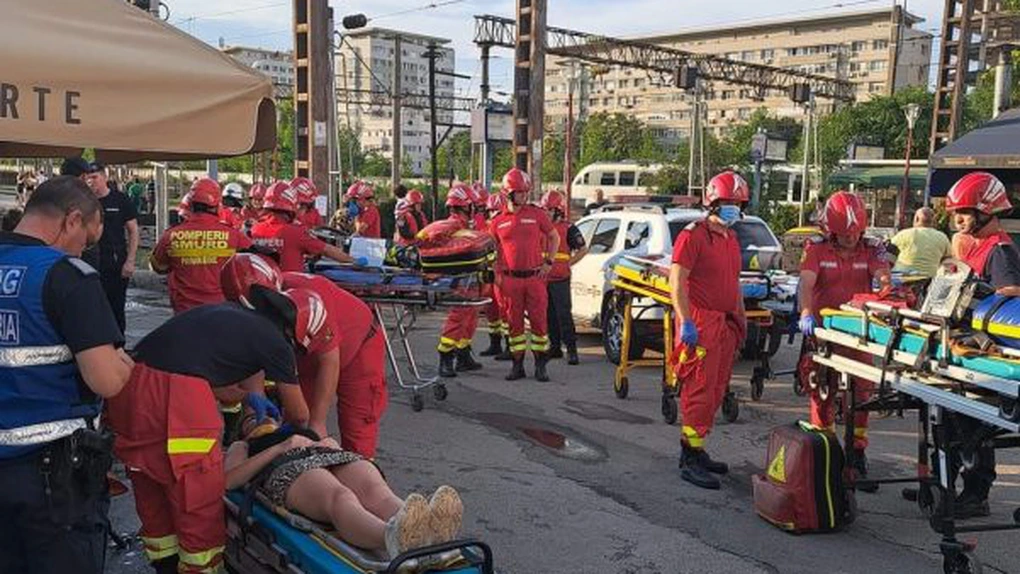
[106, 288, 1019, 574]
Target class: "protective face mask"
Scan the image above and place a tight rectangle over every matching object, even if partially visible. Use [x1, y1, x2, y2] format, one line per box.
[717, 205, 741, 226]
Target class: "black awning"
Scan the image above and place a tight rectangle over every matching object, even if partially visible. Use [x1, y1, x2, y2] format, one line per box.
[929, 108, 1020, 197]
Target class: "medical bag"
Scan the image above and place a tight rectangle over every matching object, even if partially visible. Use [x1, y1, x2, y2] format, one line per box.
[752, 421, 849, 533]
[419, 229, 495, 275]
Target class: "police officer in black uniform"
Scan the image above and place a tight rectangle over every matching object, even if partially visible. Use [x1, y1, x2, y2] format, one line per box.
[0, 176, 134, 574]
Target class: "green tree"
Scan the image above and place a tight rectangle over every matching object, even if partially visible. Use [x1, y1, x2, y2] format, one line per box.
[361, 152, 390, 178]
[578, 112, 665, 168]
[275, 97, 295, 180]
[542, 132, 566, 185]
[429, 131, 472, 182]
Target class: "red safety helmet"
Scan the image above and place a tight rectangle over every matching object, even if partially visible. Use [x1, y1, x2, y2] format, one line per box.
[471, 182, 489, 206]
[539, 190, 566, 213]
[178, 192, 193, 217]
[249, 183, 267, 203]
[189, 177, 222, 208]
[220, 253, 283, 307]
[343, 182, 364, 202]
[446, 184, 474, 209]
[946, 171, 1012, 215]
[501, 167, 532, 196]
[821, 191, 868, 236]
[281, 288, 331, 351]
[406, 189, 425, 205]
[703, 171, 750, 207]
[486, 191, 508, 214]
[262, 181, 298, 213]
[289, 177, 318, 205]
[356, 182, 375, 200]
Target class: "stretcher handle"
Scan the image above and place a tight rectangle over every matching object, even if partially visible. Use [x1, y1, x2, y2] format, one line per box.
[384, 538, 494, 574]
[862, 301, 946, 327]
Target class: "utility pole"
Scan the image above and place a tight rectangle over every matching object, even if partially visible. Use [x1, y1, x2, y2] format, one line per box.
[686, 87, 705, 197]
[899, 102, 921, 230]
[427, 43, 440, 220]
[798, 95, 815, 227]
[512, 0, 547, 189]
[391, 36, 403, 192]
[993, 49, 1013, 118]
[479, 44, 493, 189]
[293, 0, 332, 193]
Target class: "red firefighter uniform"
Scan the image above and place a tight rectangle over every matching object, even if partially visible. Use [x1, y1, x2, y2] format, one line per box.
[105, 304, 299, 574]
[357, 203, 382, 239]
[482, 194, 510, 348]
[151, 212, 252, 314]
[250, 213, 330, 272]
[419, 214, 480, 356]
[490, 204, 556, 356]
[801, 238, 888, 448]
[298, 207, 324, 228]
[218, 206, 244, 230]
[671, 221, 744, 449]
[282, 272, 388, 458]
[394, 208, 428, 247]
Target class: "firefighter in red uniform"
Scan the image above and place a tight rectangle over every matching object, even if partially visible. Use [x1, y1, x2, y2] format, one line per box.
[421, 184, 485, 377]
[219, 253, 390, 458]
[394, 189, 428, 247]
[944, 172, 1020, 517]
[242, 183, 266, 227]
[540, 190, 588, 365]
[470, 183, 489, 231]
[480, 192, 510, 358]
[669, 171, 748, 490]
[250, 181, 354, 272]
[353, 182, 382, 239]
[151, 178, 252, 314]
[219, 182, 246, 230]
[799, 191, 891, 493]
[177, 192, 193, 222]
[291, 176, 325, 228]
[105, 291, 322, 574]
[490, 168, 561, 382]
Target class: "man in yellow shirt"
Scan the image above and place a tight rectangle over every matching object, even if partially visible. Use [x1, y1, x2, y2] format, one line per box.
[889, 207, 951, 277]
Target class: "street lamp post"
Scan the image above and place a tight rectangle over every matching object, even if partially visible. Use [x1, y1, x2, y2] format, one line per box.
[898, 102, 921, 230]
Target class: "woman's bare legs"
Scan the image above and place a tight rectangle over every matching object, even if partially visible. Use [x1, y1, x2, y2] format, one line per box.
[331, 460, 402, 521]
[285, 468, 387, 550]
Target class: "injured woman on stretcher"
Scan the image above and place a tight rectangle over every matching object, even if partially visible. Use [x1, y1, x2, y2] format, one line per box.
[224, 413, 464, 560]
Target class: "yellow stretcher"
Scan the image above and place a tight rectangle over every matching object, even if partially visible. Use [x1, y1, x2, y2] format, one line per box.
[609, 256, 764, 423]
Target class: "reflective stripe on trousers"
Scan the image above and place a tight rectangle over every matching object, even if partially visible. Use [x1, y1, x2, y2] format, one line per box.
[141, 534, 179, 561]
[0, 417, 90, 446]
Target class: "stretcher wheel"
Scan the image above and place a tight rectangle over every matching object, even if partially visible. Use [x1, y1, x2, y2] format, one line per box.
[998, 397, 1020, 423]
[614, 376, 630, 399]
[433, 384, 448, 402]
[722, 392, 739, 423]
[750, 369, 766, 402]
[411, 393, 424, 412]
[661, 393, 678, 425]
[943, 550, 983, 574]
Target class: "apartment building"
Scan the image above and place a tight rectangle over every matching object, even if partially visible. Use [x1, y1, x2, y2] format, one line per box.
[544, 8, 932, 148]
[337, 28, 455, 176]
[221, 45, 294, 98]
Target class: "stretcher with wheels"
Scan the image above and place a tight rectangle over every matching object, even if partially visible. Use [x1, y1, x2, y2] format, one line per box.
[224, 490, 494, 574]
[806, 263, 1020, 574]
[607, 255, 773, 423]
[314, 263, 491, 412]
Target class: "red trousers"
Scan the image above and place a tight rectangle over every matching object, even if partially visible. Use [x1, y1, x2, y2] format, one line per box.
[501, 274, 548, 357]
[484, 283, 506, 336]
[300, 330, 389, 459]
[106, 364, 225, 573]
[438, 307, 479, 352]
[678, 308, 741, 449]
[809, 347, 872, 450]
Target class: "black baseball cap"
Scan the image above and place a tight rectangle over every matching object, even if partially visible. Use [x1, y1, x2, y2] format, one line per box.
[88, 161, 106, 173]
[60, 156, 92, 177]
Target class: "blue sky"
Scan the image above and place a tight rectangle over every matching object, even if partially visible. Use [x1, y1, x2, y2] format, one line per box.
[167, 0, 945, 100]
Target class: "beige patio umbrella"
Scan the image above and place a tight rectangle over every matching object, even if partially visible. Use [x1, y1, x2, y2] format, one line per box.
[0, 0, 276, 162]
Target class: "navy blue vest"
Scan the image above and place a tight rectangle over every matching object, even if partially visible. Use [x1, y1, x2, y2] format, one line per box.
[0, 244, 98, 459]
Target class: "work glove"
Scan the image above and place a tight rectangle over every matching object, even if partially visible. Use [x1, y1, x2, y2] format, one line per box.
[245, 393, 281, 423]
[354, 256, 369, 267]
[346, 202, 360, 219]
[799, 315, 816, 338]
[679, 319, 698, 348]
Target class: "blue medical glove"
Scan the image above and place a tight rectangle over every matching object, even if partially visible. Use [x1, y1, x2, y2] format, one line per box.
[354, 256, 369, 267]
[799, 315, 816, 337]
[346, 201, 360, 219]
[679, 319, 698, 348]
[245, 393, 281, 423]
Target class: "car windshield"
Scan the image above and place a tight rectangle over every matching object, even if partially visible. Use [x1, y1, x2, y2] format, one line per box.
[668, 217, 778, 251]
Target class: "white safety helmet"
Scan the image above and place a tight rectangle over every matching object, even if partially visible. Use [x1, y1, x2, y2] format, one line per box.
[223, 182, 246, 201]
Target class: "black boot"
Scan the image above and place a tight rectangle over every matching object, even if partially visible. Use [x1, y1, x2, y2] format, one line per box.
[533, 353, 550, 382]
[699, 450, 729, 475]
[679, 445, 721, 490]
[152, 556, 180, 574]
[455, 347, 484, 372]
[479, 334, 502, 357]
[438, 351, 457, 378]
[495, 337, 512, 361]
[505, 357, 526, 381]
[547, 346, 564, 359]
[953, 491, 991, 519]
[852, 449, 878, 493]
[566, 344, 580, 366]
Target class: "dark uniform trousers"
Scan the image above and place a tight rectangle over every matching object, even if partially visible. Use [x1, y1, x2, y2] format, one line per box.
[546, 278, 577, 351]
[101, 270, 129, 335]
[0, 442, 109, 574]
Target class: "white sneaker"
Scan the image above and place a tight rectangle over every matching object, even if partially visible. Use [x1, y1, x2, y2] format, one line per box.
[428, 485, 463, 545]
[384, 493, 431, 560]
